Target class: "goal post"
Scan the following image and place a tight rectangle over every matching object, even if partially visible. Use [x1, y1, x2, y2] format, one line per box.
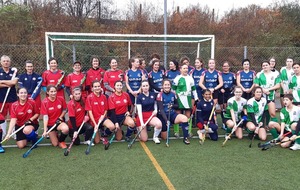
[45, 32, 215, 70]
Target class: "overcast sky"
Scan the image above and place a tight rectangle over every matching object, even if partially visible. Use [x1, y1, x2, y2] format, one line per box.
[115, 0, 289, 16]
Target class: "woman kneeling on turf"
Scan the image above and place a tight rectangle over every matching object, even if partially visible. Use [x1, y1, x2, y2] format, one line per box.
[41, 85, 69, 148]
[246, 86, 268, 141]
[108, 81, 135, 141]
[5, 87, 39, 149]
[196, 89, 218, 142]
[67, 87, 93, 145]
[156, 79, 189, 144]
[85, 80, 115, 145]
[136, 80, 162, 143]
[279, 94, 300, 148]
[222, 86, 247, 139]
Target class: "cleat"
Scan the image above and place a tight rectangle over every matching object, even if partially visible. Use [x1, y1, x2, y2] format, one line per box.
[183, 138, 190, 145]
[290, 143, 300, 150]
[59, 142, 67, 149]
[125, 136, 131, 142]
[222, 123, 227, 131]
[188, 132, 193, 138]
[0, 146, 5, 153]
[102, 137, 109, 145]
[174, 132, 180, 139]
[225, 133, 231, 140]
[153, 137, 160, 144]
[83, 140, 95, 146]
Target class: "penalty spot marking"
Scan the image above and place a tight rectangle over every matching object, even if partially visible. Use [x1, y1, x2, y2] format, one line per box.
[140, 141, 175, 190]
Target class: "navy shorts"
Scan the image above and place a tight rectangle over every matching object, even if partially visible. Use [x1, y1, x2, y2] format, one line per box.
[116, 114, 126, 126]
[158, 111, 178, 132]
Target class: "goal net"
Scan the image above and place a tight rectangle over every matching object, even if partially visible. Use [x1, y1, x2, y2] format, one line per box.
[45, 32, 215, 72]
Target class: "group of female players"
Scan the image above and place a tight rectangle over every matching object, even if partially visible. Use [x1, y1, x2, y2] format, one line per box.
[1, 54, 300, 154]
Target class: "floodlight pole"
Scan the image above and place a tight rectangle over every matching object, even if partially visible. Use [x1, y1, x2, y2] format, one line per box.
[163, 0, 167, 69]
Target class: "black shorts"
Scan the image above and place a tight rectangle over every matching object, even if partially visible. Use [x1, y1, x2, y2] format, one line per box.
[16, 124, 39, 141]
[294, 102, 300, 106]
[267, 100, 275, 104]
[218, 91, 233, 104]
[212, 90, 219, 100]
[242, 92, 252, 100]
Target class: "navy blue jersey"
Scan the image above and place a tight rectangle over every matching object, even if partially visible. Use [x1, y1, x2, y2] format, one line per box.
[196, 99, 215, 124]
[202, 70, 221, 89]
[221, 72, 236, 91]
[165, 69, 180, 85]
[18, 72, 42, 95]
[237, 70, 255, 89]
[156, 91, 177, 114]
[0, 68, 18, 103]
[136, 92, 157, 112]
[125, 69, 144, 92]
[148, 70, 164, 93]
[192, 68, 206, 97]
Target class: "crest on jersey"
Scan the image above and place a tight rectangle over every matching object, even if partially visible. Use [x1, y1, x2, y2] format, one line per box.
[25, 78, 28, 81]
[229, 77, 232, 80]
[204, 104, 206, 107]
[293, 111, 296, 115]
[27, 109, 32, 114]
[57, 105, 62, 109]
[137, 73, 141, 77]
[171, 97, 174, 102]
[151, 96, 154, 99]
[271, 76, 274, 80]
[33, 77, 36, 81]
[209, 83, 213, 87]
[142, 97, 145, 100]
[124, 99, 127, 103]
[214, 75, 217, 78]
[101, 101, 104, 105]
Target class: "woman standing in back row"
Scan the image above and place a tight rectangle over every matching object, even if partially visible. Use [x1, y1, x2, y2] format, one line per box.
[236, 59, 256, 100]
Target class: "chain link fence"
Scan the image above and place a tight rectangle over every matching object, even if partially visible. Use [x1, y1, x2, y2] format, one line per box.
[1, 44, 300, 75]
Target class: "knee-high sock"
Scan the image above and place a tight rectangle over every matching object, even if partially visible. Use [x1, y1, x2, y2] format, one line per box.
[0, 121, 7, 139]
[126, 127, 135, 137]
[270, 128, 279, 138]
[180, 122, 189, 139]
[58, 132, 68, 142]
[188, 118, 192, 134]
[173, 124, 179, 134]
[26, 130, 37, 142]
[105, 128, 112, 136]
[226, 127, 232, 134]
[153, 127, 162, 138]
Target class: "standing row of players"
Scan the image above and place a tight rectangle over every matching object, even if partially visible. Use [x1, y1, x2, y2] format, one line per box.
[1, 54, 300, 153]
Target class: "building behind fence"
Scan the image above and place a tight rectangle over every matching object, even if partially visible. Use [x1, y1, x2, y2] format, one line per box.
[0, 44, 300, 75]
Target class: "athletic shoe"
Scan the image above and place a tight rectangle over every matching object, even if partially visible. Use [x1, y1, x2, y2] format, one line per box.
[102, 137, 109, 145]
[125, 136, 131, 142]
[290, 143, 300, 150]
[153, 137, 160, 144]
[207, 128, 214, 133]
[174, 132, 180, 139]
[188, 132, 193, 138]
[248, 133, 254, 140]
[183, 138, 190, 145]
[83, 140, 95, 146]
[222, 124, 227, 131]
[59, 142, 67, 149]
[46, 135, 50, 139]
[0, 146, 5, 153]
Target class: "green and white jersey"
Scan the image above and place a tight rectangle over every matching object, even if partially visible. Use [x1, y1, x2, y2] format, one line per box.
[280, 105, 300, 131]
[280, 67, 294, 93]
[289, 75, 300, 102]
[224, 96, 247, 120]
[172, 75, 198, 109]
[254, 71, 281, 101]
[247, 97, 268, 123]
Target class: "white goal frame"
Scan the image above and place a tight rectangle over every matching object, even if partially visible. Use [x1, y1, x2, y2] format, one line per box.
[45, 32, 215, 69]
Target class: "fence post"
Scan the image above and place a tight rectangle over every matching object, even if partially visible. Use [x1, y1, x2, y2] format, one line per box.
[72, 44, 76, 63]
[244, 46, 247, 59]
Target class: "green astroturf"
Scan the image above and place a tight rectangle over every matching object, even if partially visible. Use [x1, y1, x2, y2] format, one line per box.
[2, 113, 300, 190]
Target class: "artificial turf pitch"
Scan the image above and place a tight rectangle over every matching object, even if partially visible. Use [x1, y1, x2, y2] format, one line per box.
[1, 131, 300, 190]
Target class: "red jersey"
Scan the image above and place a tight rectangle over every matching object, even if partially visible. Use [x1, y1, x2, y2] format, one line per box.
[10, 99, 39, 126]
[86, 68, 105, 91]
[67, 100, 85, 128]
[40, 96, 67, 126]
[103, 69, 124, 93]
[42, 69, 66, 99]
[85, 93, 108, 126]
[108, 92, 131, 115]
[65, 72, 87, 98]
